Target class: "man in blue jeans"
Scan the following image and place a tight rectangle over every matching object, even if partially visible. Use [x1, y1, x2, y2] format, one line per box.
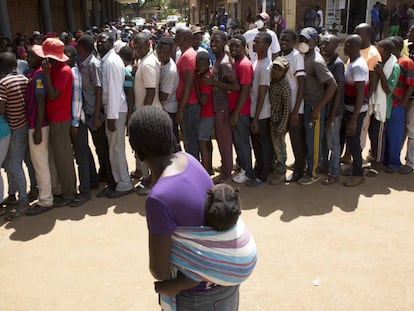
[228, 34, 254, 184]
[0, 52, 29, 219]
[320, 34, 345, 185]
[342, 34, 369, 187]
[297, 28, 337, 185]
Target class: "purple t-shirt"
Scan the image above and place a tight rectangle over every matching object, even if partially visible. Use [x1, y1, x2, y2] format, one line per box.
[146, 152, 214, 235]
[25, 67, 48, 129]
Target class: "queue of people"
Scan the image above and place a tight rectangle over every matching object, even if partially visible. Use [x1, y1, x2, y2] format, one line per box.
[0, 15, 414, 217]
[1, 11, 414, 310]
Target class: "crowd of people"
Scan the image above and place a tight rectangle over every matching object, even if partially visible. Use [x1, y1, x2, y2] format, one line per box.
[0, 13, 413, 208]
[1, 8, 414, 310]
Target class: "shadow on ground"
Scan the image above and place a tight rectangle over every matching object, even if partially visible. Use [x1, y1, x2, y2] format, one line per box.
[2, 170, 413, 241]
[0, 185, 147, 242]
[240, 170, 414, 222]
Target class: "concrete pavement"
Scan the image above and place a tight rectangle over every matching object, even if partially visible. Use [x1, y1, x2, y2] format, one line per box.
[1, 141, 414, 310]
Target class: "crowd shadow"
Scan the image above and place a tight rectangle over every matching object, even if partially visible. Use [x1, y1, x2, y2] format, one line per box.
[0, 184, 147, 242]
[239, 168, 414, 222]
[2, 166, 414, 241]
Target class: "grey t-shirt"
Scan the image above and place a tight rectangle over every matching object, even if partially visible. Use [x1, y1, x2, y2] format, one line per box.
[303, 49, 334, 107]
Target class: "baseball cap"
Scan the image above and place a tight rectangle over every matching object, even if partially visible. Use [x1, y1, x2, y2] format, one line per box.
[272, 56, 289, 70]
[299, 27, 319, 40]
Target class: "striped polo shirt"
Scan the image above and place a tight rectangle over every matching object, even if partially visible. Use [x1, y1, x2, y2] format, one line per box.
[0, 72, 28, 130]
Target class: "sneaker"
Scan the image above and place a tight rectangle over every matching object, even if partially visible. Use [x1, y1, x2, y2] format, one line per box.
[398, 165, 413, 174]
[232, 169, 250, 184]
[269, 174, 285, 185]
[246, 177, 264, 187]
[344, 176, 365, 187]
[27, 188, 39, 202]
[384, 166, 397, 174]
[286, 171, 303, 183]
[212, 174, 231, 185]
[298, 175, 319, 185]
[321, 175, 339, 185]
[3, 194, 17, 205]
[25, 204, 53, 216]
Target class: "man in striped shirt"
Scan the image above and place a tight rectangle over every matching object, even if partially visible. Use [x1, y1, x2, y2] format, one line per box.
[0, 52, 29, 219]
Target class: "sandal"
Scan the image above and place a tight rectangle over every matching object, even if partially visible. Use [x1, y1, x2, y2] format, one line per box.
[366, 168, 379, 178]
[135, 183, 152, 196]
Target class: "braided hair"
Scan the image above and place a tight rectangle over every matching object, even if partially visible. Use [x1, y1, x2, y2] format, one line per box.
[128, 106, 175, 161]
[204, 184, 241, 231]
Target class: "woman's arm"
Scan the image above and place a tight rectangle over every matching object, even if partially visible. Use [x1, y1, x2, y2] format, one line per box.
[149, 232, 172, 281]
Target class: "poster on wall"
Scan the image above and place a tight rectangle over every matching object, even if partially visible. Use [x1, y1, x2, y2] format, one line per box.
[326, 0, 342, 33]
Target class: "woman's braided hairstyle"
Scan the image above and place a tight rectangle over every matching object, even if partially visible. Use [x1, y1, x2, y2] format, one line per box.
[128, 106, 175, 161]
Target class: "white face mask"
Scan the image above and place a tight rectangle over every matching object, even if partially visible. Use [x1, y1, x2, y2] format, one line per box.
[298, 42, 310, 54]
[255, 19, 264, 29]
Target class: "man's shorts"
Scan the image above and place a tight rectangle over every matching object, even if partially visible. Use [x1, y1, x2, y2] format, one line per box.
[198, 117, 214, 141]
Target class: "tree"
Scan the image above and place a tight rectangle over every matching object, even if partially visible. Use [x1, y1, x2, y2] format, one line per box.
[134, 0, 162, 16]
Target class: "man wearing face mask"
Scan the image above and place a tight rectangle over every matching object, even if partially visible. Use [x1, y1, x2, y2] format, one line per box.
[297, 27, 337, 185]
[243, 12, 280, 64]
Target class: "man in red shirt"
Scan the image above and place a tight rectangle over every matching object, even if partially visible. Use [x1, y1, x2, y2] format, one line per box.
[228, 34, 254, 183]
[174, 28, 200, 159]
[34, 38, 76, 206]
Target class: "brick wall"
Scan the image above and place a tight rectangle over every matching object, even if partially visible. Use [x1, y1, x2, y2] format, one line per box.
[7, 0, 41, 36]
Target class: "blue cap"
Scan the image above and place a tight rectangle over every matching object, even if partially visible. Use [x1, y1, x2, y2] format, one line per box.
[300, 27, 318, 40]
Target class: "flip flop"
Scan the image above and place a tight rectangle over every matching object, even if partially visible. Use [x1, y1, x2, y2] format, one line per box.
[366, 168, 379, 178]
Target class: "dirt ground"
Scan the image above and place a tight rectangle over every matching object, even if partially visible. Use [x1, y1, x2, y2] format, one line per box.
[1, 138, 414, 311]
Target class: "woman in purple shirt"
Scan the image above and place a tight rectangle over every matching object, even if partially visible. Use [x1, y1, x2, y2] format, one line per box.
[128, 106, 240, 310]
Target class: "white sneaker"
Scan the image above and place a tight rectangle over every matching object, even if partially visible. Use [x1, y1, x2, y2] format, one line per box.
[232, 169, 249, 184]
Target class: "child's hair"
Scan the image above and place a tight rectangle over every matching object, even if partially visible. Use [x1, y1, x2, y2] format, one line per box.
[119, 46, 133, 63]
[204, 184, 241, 231]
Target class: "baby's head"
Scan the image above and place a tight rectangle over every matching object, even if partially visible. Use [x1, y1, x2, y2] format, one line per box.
[204, 184, 241, 231]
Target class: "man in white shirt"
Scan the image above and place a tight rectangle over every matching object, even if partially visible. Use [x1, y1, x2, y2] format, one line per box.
[96, 32, 133, 198]
[133, 33, 161, 108]
[243, 12, 281, 63]
[156, 37, 181, 151]
[246, 32, 273, 187]
[280, 28, 306, 182]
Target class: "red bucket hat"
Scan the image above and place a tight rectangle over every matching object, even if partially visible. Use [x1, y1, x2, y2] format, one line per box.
[32, 38, 69, 62]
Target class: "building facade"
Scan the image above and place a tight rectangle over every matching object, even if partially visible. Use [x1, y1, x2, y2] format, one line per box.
[0, 0, 122, 39]
[189, 0, 402, 34]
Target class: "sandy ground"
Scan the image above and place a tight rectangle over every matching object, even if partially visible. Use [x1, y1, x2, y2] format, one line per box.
[1, 137, 414, 311]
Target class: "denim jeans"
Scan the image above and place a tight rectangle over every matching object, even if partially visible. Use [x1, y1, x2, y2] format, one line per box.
[303, 104, 326, 178]
[405, 100, 414, 167]
[182, 103, 201, 160]
[321, 115, 342, 176]
[232, 114, 253, 178]
[176, 285, 239, 311]
[384, 103, 405, 168]
[5, 126, 28, 205]
[0, 134, 10, 203]
[343, 110, 366, 176]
